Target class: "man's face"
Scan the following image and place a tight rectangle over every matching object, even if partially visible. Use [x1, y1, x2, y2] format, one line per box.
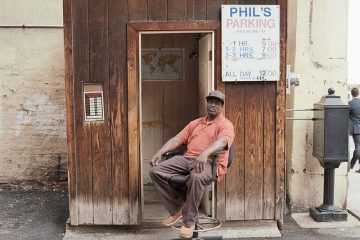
[206, 98, 223, 117]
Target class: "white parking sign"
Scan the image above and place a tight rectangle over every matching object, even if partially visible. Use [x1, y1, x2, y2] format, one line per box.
[221, 5, 280, 81]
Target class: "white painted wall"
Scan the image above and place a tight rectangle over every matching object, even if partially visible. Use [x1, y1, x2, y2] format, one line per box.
[348, 0, 360, 85]
[286, 0, 349, 210]
[0, 1, 66, 183]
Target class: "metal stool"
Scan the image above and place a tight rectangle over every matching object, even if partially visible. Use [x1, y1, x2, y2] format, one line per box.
[163, 145, 234, 239]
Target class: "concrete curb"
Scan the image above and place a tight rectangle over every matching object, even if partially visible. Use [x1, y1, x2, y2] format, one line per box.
[64, 220, 281, 239]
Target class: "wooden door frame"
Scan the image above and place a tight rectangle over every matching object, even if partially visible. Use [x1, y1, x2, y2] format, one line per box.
[127, 22, 220, 223]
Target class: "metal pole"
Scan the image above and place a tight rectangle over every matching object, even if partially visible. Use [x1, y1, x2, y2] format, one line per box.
[323, 167, 335, 206]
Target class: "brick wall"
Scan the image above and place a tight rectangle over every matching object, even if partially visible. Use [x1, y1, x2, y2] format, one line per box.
[0, 1, 67, 185]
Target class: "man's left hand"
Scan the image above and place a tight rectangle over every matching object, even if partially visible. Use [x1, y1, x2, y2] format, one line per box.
[195, 153, 208, 173]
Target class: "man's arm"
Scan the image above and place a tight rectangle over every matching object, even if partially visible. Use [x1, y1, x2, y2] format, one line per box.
[149, 137, 184, 166]
[194, 137, 228, 173]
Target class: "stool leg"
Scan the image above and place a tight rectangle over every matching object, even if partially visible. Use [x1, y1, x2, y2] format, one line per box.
[211, 182, 215, 217]
[193, 214, 199, 238]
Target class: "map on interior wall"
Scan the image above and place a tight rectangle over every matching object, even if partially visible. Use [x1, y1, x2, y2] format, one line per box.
[141, 48, 184, 81]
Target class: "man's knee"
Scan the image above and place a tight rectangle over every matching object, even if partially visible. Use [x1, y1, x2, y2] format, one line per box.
[149, 166, 158, 179]
[188, 172, 210, 185]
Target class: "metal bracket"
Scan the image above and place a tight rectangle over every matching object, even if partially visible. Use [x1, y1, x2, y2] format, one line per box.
[286, 65, 301, 94]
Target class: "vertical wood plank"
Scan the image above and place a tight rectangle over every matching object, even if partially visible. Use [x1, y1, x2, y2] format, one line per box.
[244, 83, 264, 219]
[109, 0, 130, 225]
[244, 0, 265, 4]
[214, 27, 227, 221]
[187, 0, 207, 21]
[225, 83, 245, 220]
[168, 0, 188, 21]
[63, 0, 78, 225]
[214, 27, 224, 97]
[88, 0, 112, 224]
[263, 82, 276, 219]
[225, 0, 240, 4]
[148, 0, 167, 21]
[206, 0, 224, 20]
[72, 0, 93, 224]
[141, 83, 155, 161]
[127, 25, 140, 224]
[153, 82, 165, 158]
[128, 0, 147, 21]
[275, 0, 286, 224]
[162, 34, 199, 140]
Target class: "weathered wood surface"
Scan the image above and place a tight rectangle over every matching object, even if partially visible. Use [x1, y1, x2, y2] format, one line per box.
[214, 26, 226, 221]
[65, 0, 286, 225]
[263, 82, 276, 219]
[148, 0, 167, 21]
[244, 83, 264, 219]
[225, 83, 245, 220]
[109, 0, 130, 225]
[72, 0, 93, 225]
[127, 25, 140, 224]
[63, 0, 77, 225]
[187, 0, 206, 20]
[141, 34, 199, 159]
[88, 0, 113, 224]
[206, 0, 224, 20]
[168, 0, 187, 21]
[128, 0, 147, 21]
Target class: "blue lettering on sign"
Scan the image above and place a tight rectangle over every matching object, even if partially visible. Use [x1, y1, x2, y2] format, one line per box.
[229, 6, 272, 17]
[230, 7, 238, 17]
[225, 71, 237, 77]
[239, 53, 254, 58]
[239, 71, 251, 77]
[263, 7, 271, 17]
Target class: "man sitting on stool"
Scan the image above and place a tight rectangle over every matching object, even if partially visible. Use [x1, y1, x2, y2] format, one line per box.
[149, 90, 235, 238]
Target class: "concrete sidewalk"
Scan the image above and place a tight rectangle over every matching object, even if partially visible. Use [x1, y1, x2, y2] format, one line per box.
[348, 162, 360, 219]
[64, 220, 282, 240]
[63, 214, 360, 240]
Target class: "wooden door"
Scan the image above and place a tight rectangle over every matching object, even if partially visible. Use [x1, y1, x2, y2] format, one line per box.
[199, 33, 213, 116]
[127, 22, 220, 224]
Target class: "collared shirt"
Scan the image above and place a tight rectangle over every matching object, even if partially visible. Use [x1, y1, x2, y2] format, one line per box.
[175, 113, 235, 181]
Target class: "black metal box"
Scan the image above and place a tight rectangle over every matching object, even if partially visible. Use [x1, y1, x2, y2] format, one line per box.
[313, 90, 349, 167]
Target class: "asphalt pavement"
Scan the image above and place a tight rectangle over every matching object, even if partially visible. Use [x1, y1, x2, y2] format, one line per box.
[0, 184, 68, 240]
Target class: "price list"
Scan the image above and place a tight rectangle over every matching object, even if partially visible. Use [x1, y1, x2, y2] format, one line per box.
[221, 5, 280, 81]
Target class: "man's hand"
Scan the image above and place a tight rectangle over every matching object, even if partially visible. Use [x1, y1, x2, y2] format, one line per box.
[149, 152, 163, 167]
[194, 153, 208, 173]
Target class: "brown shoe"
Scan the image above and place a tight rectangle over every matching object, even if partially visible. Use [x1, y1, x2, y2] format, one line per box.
[179, 224, 195, 238]
[161, 210, 182, 226]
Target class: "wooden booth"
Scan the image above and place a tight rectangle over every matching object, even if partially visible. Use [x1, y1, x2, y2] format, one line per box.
[63, 0, 286, 226]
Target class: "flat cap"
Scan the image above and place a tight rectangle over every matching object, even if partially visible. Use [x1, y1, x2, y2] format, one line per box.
[206, 90, 225, 103]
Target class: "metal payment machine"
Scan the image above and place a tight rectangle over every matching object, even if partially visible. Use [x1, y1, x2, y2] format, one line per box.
[310, 88, 349, 222]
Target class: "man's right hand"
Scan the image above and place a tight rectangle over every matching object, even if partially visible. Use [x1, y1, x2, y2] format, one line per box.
[149, 152, 163, 166]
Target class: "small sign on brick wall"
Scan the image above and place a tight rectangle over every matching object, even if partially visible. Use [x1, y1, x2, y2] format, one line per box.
[83, 84, 104, 122]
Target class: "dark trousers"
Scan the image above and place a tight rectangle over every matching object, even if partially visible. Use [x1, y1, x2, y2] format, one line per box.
[149, 155, 212, 227]
[351, 134, 360, 168]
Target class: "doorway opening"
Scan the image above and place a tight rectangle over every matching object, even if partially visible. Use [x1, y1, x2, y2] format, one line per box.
[140, 32, 214, 222]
